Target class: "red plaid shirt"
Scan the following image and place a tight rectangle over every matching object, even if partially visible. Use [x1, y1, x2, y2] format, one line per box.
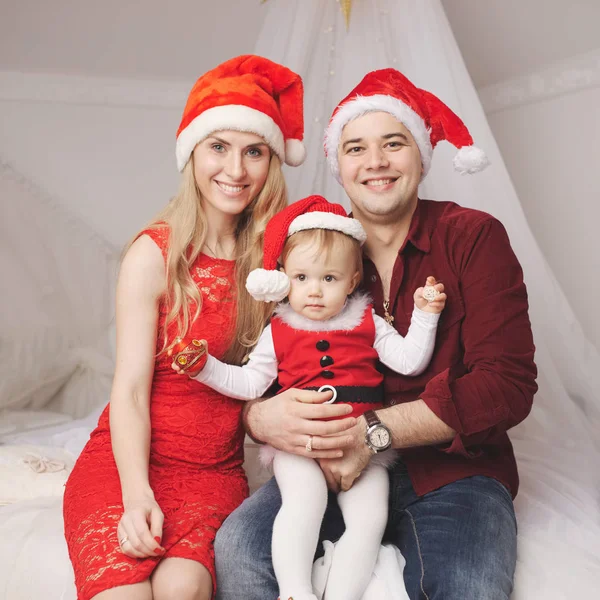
[363, 199, 537, 498]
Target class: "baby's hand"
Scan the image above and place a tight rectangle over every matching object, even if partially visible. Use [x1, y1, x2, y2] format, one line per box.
[167, 338, 208, 378]
[414, 276, 447, 314]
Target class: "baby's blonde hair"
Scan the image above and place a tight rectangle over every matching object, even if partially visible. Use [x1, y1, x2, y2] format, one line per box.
[281, 228, 363, 285]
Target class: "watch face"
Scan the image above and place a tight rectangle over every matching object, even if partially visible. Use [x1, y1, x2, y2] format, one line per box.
[370, 425, 391, 449]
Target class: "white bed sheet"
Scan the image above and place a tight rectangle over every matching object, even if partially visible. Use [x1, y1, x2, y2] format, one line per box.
[0, 496, 75, 600]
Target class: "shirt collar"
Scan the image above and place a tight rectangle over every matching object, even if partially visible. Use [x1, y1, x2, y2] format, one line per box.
[403, 199, 431, 254]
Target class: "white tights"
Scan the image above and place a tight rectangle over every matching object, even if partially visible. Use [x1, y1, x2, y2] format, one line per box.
[272, 450, 389, 600]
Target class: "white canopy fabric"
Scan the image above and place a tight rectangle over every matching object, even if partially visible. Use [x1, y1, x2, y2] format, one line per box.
[255, 1, 600, 597]
[0, 160, 118, 419]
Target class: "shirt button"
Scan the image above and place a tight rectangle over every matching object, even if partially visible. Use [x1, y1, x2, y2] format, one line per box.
[316, 340, 330, 351]
[321, 370, 335, 379]
[320, 355, 334, 367]
[370, 275, 377, 283]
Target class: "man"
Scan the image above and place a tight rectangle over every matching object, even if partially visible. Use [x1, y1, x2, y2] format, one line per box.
[215, 68, 537, 600]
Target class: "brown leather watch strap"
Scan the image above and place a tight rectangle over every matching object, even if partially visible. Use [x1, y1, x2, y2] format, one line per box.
[363, 410, 380, 429]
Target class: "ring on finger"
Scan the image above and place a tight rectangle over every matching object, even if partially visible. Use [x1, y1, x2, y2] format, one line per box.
[119, 535, 129, 546]
[305, 435, 313, 452]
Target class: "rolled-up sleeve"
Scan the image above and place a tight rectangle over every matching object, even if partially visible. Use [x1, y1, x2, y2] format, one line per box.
[420, 217, 538, 457]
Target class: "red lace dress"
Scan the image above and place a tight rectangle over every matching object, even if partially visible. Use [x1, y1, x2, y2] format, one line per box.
[63, 228, 248, 600]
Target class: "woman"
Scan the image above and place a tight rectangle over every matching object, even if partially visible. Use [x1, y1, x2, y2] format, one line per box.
[63, 55, 306, 600]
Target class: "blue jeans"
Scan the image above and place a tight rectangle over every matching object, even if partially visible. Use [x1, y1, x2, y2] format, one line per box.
[215, 460, 517, 599]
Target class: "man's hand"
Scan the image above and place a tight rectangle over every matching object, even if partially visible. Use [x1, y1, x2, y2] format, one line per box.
[247, 388, 357, 459]
[319, 417, 372, 492]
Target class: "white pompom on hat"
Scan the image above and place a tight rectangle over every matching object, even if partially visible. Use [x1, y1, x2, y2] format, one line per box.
[324, 68, 489, 182]
[246, 195, 367, 303]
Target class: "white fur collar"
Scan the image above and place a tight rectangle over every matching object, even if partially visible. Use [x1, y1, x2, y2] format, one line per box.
[274, 293, 371, 332]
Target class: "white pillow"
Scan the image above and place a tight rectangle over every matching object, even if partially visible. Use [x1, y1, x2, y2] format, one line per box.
[0, 444, 75, 505]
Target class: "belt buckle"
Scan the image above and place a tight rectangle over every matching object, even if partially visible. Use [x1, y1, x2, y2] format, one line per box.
[318, 384, 338, 404]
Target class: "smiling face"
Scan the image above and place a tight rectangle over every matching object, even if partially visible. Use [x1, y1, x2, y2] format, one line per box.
[282, 230, 362, 321]
[337, 111, 423, 224]
[192, 130, 271, 220]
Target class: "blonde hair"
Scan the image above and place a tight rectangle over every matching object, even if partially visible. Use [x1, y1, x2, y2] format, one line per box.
[281, 228, 364, 283]
[127, 152, 287, 365]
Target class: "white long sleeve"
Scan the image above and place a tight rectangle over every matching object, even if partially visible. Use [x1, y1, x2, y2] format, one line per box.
[192, 324, 279, 400]
[373, 305, 440, 376]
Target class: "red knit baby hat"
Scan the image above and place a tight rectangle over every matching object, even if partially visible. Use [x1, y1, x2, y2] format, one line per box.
[246, 195, 367, 302]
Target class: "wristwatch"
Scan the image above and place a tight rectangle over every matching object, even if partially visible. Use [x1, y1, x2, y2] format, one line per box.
[363, 410, 392, 453]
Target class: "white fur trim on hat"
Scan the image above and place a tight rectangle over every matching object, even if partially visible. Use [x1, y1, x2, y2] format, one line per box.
[246, 268, 290, 303]
[288, 211, 367, 244]
[285, 138, 307, 167]
[176, 104, 285, 172]
[324, 94, 433, 183]
[453, 145, 490, 175]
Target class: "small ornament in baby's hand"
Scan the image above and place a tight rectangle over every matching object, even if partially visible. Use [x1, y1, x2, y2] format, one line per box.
[415, 277, 446, 314]
[172, 338, 208, 373]
[422, 286, 441, 302]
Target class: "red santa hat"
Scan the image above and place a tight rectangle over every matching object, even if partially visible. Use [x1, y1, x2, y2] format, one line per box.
[324, 68, 489, 182]
[176, 55, 306, 172]
[246, 195, 367, 302]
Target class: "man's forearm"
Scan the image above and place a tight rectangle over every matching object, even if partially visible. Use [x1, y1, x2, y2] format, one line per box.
[242, 397, 265, 444]
[377, 399, 455, 449]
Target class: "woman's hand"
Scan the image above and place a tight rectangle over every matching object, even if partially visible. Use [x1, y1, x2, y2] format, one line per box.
[247, 388, 357, 459]
[117, 489, 165, 559]
[414, 276, 447, 314]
